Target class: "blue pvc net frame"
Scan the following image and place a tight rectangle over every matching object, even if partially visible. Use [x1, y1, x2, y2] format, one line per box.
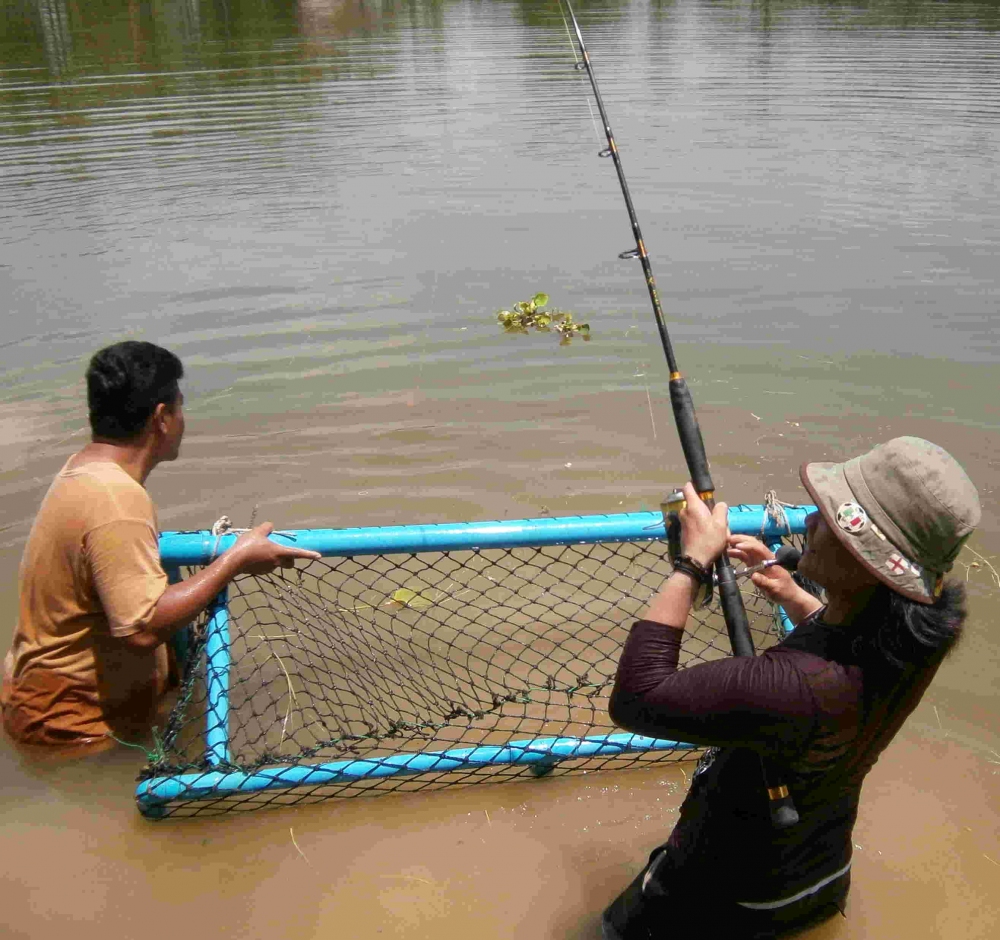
[137, 505, 814, 818]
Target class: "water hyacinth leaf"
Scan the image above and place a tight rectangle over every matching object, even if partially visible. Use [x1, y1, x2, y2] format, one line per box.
[494, 292, 592, 345]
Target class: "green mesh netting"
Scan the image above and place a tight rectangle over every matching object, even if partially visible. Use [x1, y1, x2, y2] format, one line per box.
[139, 536, 802, 818]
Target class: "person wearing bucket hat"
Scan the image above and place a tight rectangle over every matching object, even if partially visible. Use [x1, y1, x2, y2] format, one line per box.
[602, 437, 979, 940]
[799, 436, 979, 605]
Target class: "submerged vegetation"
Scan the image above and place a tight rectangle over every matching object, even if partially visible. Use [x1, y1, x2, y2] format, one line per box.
[496, 293, 591, 345]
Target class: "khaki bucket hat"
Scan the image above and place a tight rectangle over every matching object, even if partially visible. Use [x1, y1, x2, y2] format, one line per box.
[800, 437, 980, 604]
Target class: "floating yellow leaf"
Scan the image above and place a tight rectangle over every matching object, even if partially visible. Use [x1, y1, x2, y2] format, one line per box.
[392, 587, 435, 608]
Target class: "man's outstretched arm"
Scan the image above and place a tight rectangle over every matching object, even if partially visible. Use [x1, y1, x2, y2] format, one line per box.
[121, 523, 320, 650]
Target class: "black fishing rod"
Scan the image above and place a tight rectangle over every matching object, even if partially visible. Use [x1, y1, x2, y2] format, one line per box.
[559, 0, 797, 828]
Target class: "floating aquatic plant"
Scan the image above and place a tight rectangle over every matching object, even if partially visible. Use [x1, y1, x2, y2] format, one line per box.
[496, 293, 590, 345]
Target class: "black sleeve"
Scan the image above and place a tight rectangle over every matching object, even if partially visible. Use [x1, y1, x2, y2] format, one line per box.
[608, 620, 820, 754]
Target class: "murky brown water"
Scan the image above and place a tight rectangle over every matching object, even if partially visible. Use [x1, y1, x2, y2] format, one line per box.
[2, 390, 998, 938]
[2, 0, 999, 937]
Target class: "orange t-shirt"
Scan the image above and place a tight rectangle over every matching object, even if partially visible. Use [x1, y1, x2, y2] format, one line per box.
[1, 459, 169, 748]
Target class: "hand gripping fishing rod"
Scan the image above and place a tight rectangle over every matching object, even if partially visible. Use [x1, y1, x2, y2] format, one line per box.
[560, 0, 798, 829]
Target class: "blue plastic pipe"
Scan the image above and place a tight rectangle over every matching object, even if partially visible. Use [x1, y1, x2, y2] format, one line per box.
[136, 731, 694, 817]
[158, 506, 814, 567]
[203, 589, 230, 766]
[764, 539, 799, 635]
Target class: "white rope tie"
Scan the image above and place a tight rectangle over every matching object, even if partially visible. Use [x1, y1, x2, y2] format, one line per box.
[208, 513, 298, 562]
[210, 515, 249, 561]
[762, 490, 797, 537]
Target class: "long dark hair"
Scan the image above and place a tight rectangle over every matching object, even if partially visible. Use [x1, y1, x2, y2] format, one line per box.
[856, 581, 966, 671]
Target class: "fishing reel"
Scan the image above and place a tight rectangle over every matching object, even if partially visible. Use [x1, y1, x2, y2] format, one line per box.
[660, 488, 714, 610]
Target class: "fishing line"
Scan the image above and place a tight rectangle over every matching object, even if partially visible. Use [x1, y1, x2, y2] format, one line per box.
[558, 2, 657, 441]
[557, 3, 601, 142]
[556, 0, 798, 829]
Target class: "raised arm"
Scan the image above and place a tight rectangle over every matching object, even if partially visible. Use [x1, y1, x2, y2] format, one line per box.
[94, 523, 321, 651]
[608, 620, 819, 752]
[728, 534, 824, 626]
[607, 484, 819, 752]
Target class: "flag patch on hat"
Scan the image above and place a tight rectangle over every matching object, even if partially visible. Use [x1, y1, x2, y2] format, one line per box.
[836, 502, 869, 534]
[886, 553, 909, 575]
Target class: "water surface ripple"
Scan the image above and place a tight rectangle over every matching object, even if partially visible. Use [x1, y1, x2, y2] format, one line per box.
[1, 0, 998, 408]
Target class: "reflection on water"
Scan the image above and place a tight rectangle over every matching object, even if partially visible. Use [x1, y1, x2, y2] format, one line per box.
[33, 0, 71, 77]
[1, 0, 998, 414]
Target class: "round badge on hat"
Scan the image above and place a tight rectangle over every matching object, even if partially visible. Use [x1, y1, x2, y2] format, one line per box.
[836, 501, 869, 534]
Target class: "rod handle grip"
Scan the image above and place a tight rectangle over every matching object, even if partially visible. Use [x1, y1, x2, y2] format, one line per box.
[715, 561, 755, 658]
[668, 377, 713, 495]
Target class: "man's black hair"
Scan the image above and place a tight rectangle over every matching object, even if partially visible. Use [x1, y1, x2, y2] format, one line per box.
[86, 341, 184, 441]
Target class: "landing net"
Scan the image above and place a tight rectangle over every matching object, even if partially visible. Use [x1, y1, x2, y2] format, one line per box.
[137, 506, 809, 818]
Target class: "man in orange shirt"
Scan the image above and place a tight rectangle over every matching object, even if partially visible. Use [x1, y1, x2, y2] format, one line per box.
[1, 341, 320, 749]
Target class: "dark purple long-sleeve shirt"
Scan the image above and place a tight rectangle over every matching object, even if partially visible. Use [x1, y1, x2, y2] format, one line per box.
[608, 611, 943, 904]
